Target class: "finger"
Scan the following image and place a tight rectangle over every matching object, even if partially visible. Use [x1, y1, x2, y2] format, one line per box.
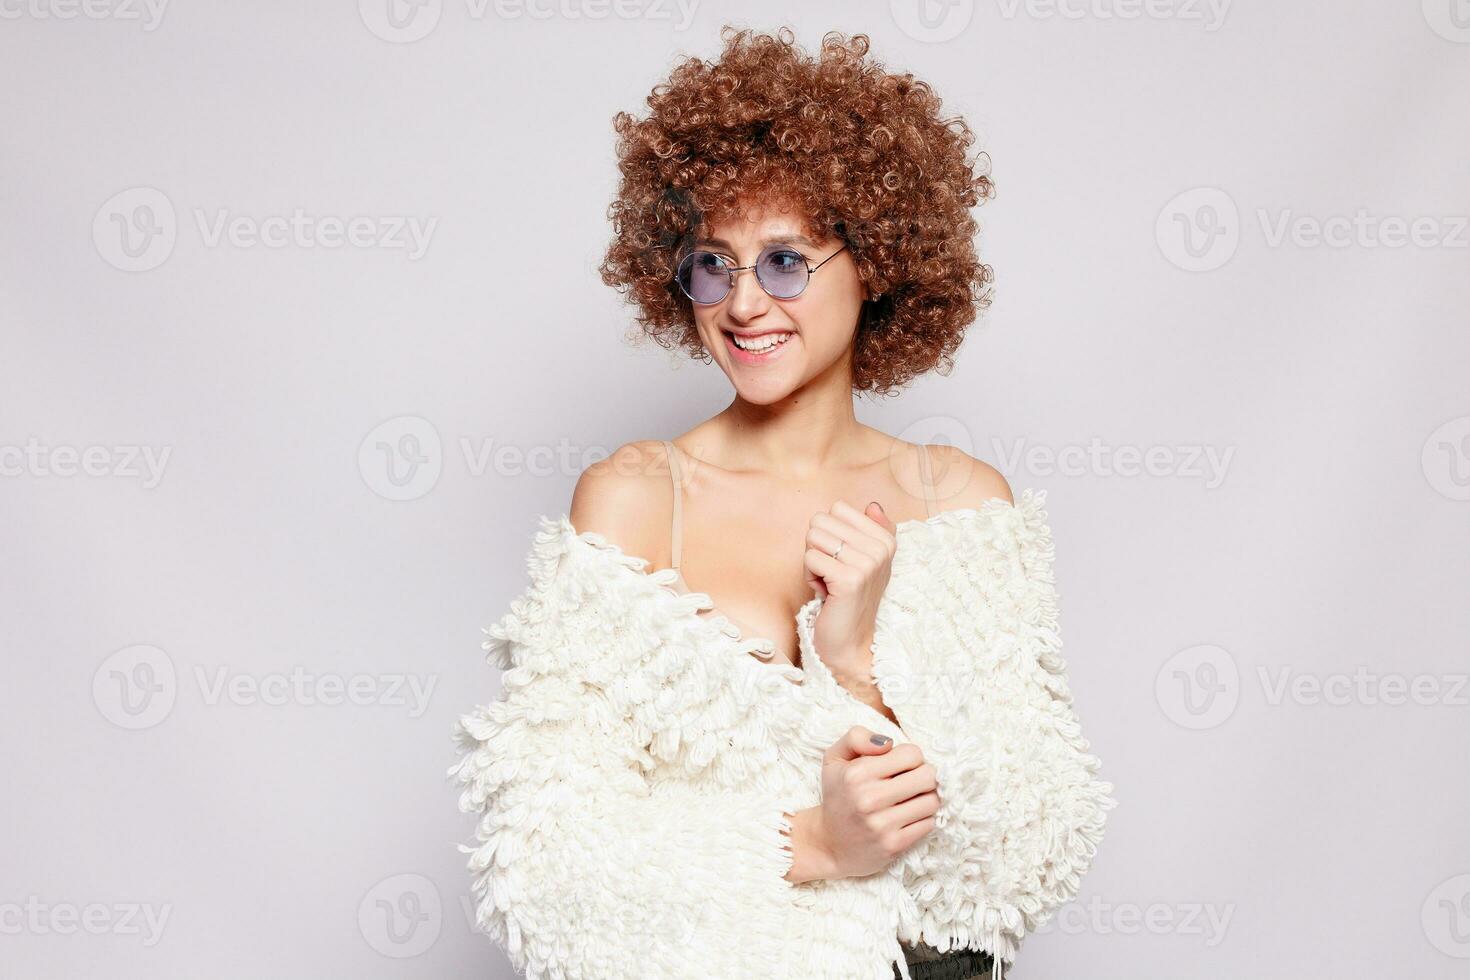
[849, 741, 926, 780]
[804, 565, 828, 600]
[829, 497, 885, 529]
[804, 546, 847, 588]
[891, 815, 937, 852]
[826, 501, 896, 555]
[865, 500, 896, 535]
[888, 795, 940, 836]
[872, 763, 937, 809]
[824, 501, 889, 545]
[824, 725, 894, 764]
[809, 511, 886, 564]
[887, 789, 940, 826]
[803, 524, 846, 560]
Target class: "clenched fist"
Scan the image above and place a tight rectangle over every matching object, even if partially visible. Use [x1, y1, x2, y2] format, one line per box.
[782, 725, 939, 882]
[803, 500, 898, 679]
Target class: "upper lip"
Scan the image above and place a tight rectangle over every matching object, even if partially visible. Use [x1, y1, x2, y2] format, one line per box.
[724, 327, 793, 339]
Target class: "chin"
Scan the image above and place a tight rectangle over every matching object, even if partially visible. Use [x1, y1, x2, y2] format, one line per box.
[727, 374, 799, 405]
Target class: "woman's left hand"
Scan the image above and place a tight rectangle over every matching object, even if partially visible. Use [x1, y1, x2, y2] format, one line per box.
[803, 500, 898, 678]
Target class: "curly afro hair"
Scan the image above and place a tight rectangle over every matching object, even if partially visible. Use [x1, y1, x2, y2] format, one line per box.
[598, 25, 995, 397]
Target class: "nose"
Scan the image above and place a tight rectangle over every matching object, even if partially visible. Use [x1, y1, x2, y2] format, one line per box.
[724, 262, 771, 323]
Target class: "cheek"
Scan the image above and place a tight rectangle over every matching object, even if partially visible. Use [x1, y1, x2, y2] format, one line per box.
[791, 298, 860, 350]
[692, 310, 720, 341]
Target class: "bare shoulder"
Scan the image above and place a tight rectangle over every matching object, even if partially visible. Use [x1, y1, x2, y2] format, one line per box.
[568, 439, 674, 564]
[923, 443, 1014, 511]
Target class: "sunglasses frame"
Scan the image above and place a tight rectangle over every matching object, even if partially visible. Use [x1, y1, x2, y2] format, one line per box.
[675, 242, 850, 305]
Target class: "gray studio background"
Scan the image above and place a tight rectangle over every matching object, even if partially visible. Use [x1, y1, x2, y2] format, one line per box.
[3, 2, 1468, 978]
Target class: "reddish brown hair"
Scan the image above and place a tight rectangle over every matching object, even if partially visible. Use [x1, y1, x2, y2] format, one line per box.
[598, 26, 995, 396]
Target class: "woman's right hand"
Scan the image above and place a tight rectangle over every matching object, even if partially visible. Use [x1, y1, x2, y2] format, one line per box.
[783, 725, 939, 882]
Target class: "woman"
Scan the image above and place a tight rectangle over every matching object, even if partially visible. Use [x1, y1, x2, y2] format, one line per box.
[451, 27, 1114, 980]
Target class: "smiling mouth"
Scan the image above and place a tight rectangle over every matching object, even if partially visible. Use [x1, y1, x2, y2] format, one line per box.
[723, 330, 794, 354]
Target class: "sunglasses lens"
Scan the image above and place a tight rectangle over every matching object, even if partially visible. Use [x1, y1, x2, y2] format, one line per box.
[675, 247, 815, 303]
[755, 248, 810, 299]
[677, 251, 730, 304]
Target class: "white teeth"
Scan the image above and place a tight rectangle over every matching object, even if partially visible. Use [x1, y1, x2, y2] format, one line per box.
[731, 332, 791, 352]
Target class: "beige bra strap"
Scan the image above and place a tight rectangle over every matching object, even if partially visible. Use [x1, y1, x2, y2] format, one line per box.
[662, 440, 683, 571]
[916, 443, 937, 519]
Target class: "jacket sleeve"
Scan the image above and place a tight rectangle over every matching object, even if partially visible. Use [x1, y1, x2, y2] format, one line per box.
[872, 492, 1117, 970]
[448, 523, 802, 980]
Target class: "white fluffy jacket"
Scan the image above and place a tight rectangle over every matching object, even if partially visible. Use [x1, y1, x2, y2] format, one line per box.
[449, 490, 1115, 980]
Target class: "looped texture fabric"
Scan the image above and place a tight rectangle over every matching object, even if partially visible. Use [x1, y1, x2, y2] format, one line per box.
[450, 488, 1114, 979]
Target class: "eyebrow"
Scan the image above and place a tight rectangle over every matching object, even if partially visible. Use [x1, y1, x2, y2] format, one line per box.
[694, 234, 820, 251]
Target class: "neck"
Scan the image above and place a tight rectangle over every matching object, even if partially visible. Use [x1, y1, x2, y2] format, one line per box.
[709, 358, 869, 479]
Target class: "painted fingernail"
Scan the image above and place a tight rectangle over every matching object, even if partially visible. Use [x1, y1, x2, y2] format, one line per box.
[870, 734, 892, 746]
